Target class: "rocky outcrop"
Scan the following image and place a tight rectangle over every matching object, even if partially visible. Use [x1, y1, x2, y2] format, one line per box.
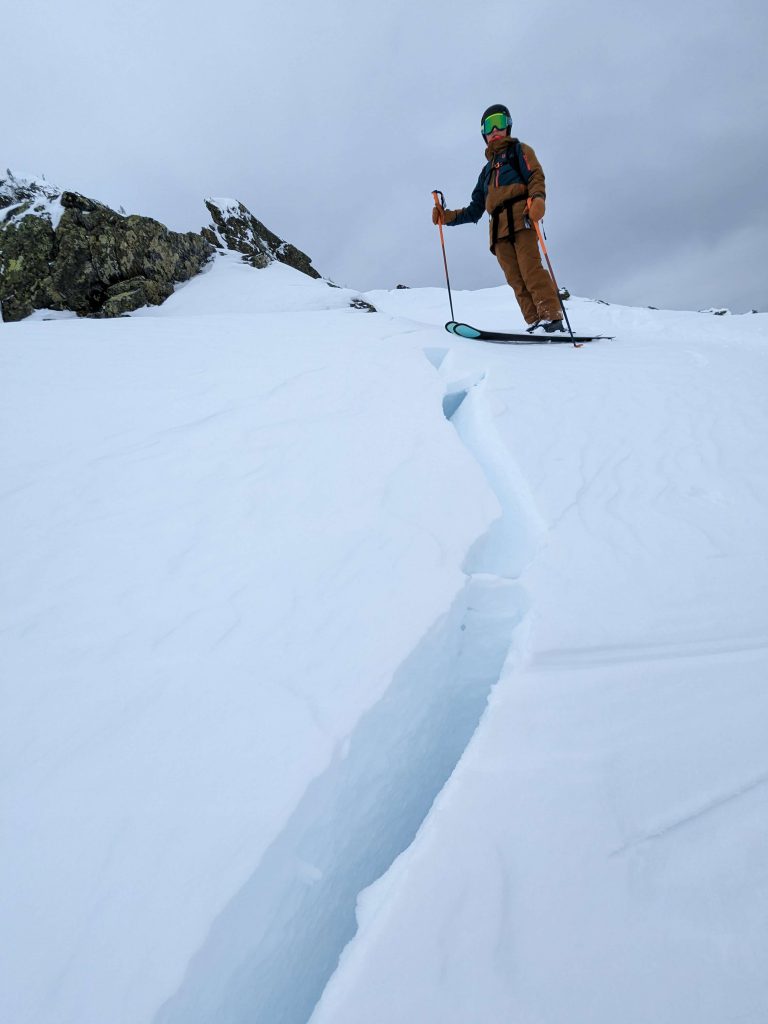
[0, 174, 61, 321]
[203, 198, 320, 279]
[50, 192, 213, 318]
[1, 173, 213, 321]
[1, 174, 324, 322]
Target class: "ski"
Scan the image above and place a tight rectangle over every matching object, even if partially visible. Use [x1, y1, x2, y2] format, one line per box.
[445, 321, 613, 344]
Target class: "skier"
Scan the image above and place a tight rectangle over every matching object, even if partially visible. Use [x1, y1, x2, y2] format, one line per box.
[432, 104, 564, 332]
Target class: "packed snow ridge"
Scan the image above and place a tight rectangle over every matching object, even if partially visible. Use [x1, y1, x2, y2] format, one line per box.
[2, 253, 767, 1024]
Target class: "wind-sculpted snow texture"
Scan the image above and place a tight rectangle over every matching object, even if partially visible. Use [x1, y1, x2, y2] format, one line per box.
[2, 257, 767, 1024]
[311, 288, 768, 1024]
[1, 255, 498, 1024]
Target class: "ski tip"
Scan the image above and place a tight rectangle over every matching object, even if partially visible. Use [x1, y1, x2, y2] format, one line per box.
[445, 321, 482, 339]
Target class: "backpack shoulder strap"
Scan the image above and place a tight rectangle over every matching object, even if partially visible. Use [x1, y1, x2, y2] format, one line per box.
[482, 159, 493, 190]
[507, 138, 530, 183]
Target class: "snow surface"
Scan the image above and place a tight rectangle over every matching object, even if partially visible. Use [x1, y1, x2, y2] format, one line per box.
[2, 255, 767, 1024]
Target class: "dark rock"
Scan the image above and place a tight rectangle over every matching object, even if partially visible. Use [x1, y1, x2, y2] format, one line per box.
[60, 191, 109, 215]
[0, 210, 57, 321]
[1, 172, 214, 321]
[100, 277, 175, 318]
[349, 297, 377, 313]
[2, 173, 324, 322]
[276, 241, 318, 280]
[558, 286, 570, 300]
[395, 283, 410, 290]
[200, 226, 220, 249]
[101, 287, 149, 318]
[204, 198, 321, 279]
[47, 195, 212, 317]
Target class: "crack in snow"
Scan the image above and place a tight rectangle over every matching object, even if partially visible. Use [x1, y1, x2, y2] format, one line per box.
[152, 349, 540, 1024]
[154, 578, 528, 1024]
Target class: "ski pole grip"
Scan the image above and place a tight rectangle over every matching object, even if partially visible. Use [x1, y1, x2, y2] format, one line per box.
[432, 191, 448, 231]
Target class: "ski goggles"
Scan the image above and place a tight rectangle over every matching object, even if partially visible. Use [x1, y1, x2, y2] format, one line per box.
[482, 111, 510, 135]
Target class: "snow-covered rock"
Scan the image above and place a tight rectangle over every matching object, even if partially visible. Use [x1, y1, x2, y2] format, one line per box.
[203, 197, 320, 279]
[0, 172, 212, 321]
[0, 176, 325, 323]
[0, 170, 64, 229]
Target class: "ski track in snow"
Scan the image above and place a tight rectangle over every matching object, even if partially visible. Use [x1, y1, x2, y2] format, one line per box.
[532, 634, 768, 668]
[611, 770, 768, 855]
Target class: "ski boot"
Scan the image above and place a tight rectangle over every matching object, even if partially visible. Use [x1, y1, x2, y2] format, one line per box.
[526, 318, 566, 334]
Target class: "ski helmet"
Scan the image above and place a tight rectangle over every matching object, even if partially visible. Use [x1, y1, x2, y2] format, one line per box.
[481, 103, 512, 137]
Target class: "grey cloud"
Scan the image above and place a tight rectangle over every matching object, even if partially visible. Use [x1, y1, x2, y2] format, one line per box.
[2, 0, 766, 311]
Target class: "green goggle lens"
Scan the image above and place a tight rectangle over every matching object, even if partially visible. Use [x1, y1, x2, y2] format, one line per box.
[483, 112, 509, 135]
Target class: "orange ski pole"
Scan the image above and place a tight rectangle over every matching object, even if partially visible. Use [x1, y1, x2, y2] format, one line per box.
[432, 190, 455, 322]
[527, 199, 581, 348]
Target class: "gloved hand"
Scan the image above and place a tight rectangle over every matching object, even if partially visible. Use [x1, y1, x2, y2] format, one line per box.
[432, 206, 457, 225]
[528, 196, 545, 222]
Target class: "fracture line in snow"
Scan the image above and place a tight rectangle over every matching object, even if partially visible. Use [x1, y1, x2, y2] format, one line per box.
[154, 347, 541, 1024]
[439, 357, 545, 580]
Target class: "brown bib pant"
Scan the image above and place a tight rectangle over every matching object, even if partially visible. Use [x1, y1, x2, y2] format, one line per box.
[495, 228, 561, 324]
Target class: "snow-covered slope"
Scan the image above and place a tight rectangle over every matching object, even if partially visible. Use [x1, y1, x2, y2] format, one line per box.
[2, 256, 766, 1024]
[313, 289, 768, 1024]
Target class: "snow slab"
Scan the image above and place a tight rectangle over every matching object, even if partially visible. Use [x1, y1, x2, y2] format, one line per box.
[0, 257, 498, 1024]
[310, 287, 768, 1024]
[2, 259, 768, 1024]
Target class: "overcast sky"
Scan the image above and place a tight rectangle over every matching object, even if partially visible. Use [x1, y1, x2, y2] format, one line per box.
[3, 0, 767, 311]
